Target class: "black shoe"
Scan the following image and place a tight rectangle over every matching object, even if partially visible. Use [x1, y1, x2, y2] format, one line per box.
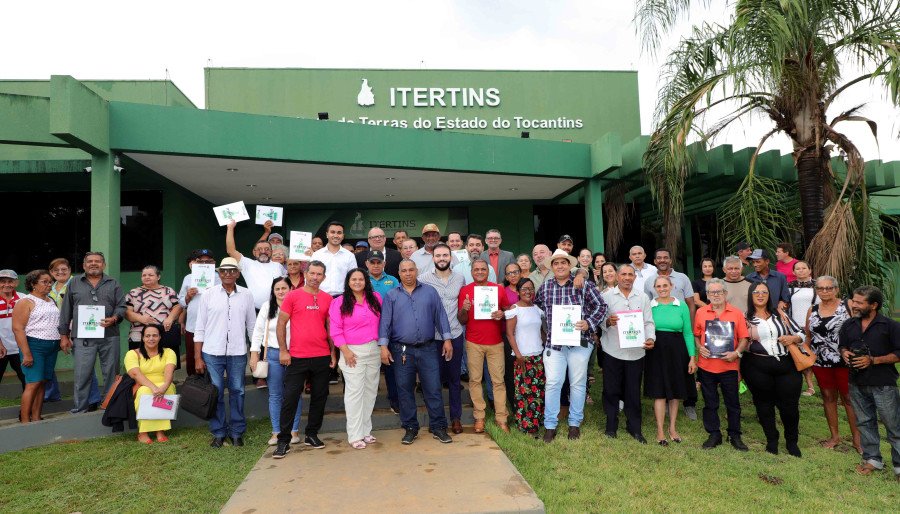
[432, 428, 452, 443]
[604, 430, 617, 439]
[786, 443, 802, 458]
[272, 442, 290, 459]
[402, 428, 418, 445]
[702, 433, 722, 449]
[629, 431, 647, 444]
[390, 402, 400, 414]
[87, 403, 99, 412]
[210, 437, 226, 448]
[765, 440, 779, 455]
[568, 426, 581, 440]
[729, 436, 749, 452]
[304, 435, 325, 449]
[542, 429, 557, 443]
[460, 373, 469, 382]
[230, 436, 244, 447]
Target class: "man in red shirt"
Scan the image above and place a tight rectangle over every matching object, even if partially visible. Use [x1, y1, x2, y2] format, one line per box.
[273, 260, 336, 458]
[775, 242, 799, 283]
[458, 258, 512, 433]
[693, 278, 750, 451]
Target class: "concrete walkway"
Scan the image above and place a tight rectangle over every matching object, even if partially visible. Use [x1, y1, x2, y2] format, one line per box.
[221, 429, 544, 513]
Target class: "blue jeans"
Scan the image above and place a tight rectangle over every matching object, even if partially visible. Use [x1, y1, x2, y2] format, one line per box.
[543, 344, 593, 429]
[47, 371, 98, 402]
[390, 341, 447, 431]
[203, 352, 247, 439]
[849, 384, 900, 475]
[266, 348, 301, 434]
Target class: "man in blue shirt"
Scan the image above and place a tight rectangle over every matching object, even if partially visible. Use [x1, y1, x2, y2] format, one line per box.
[365, 250, 401, 413]
[745, 249, 790, 311]
[379, 259, 454, 445]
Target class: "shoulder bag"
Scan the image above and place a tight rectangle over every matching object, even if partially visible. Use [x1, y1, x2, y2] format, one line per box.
[252, 318, 270, 378]
[779, 310, 815, 371]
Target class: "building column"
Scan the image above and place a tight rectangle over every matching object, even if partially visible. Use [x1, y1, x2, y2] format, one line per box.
[682, 215, 695, 279]
[584, 177, 604, 253]
[90, 153, 121, 277]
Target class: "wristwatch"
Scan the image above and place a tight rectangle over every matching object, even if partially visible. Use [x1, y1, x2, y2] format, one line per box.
[736, 350, 743, 358]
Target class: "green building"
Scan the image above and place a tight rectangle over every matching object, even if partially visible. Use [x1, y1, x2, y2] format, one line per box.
[2, 69, 898, 308]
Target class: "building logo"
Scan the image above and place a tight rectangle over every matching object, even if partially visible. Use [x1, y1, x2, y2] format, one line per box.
[357, 79, 375, 106]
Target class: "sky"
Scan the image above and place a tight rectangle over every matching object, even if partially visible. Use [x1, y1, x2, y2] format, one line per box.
[4, 0, 897, 161]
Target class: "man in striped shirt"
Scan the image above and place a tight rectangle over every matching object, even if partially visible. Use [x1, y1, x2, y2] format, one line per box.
[534, 250, 608, 442]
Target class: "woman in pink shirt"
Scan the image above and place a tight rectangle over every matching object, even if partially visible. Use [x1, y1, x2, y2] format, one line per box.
[328, 268, 383, 449]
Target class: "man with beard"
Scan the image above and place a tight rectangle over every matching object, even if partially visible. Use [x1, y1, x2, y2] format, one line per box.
[58, 252, 126, 413]
[838, 286, 900, 481]
[419, 243, 467, 434]
[452, 234, 497, 285]
[225, 220, 286, 310]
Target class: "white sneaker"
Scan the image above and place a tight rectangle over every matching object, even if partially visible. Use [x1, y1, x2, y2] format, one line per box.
[290, 434, 302, 444]
[267, 435, 278, 446]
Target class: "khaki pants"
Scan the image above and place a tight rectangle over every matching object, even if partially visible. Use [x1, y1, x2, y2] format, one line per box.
[466, 341, 508, 423]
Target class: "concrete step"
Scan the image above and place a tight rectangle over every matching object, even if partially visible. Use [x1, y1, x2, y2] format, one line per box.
[0, 381, 481, 453]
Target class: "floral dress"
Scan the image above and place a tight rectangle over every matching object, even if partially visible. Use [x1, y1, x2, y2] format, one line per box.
[807, 301, 849, 368]
[506, 304, 545, 434]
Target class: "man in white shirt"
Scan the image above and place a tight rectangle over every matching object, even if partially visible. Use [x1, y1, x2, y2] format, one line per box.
[311, 221, 357, 297]
[225, 220, 286, 310]
[629, 245, 658, 294]
[194, 257, 256, 448]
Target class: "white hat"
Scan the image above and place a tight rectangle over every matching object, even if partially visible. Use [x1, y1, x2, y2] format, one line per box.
[548, 249, 577, 268]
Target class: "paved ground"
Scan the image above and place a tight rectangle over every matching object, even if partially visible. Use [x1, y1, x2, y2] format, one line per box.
[221, 429, 544, 513]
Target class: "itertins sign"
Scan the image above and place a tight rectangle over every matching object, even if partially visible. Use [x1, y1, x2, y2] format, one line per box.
[205, 69, 642, 144]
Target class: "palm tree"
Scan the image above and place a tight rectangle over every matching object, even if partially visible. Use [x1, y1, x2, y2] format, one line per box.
[636, 0, 899, 300]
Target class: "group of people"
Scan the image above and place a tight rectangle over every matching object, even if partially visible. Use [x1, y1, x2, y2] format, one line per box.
[1, 223, 898, 481]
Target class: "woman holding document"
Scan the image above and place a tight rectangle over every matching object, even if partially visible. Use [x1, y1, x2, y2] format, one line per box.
[125, 325, 176, 444]
[645, 276, 695, 446]
[741, 282, 805, 457]
[505, 278, 545, 436]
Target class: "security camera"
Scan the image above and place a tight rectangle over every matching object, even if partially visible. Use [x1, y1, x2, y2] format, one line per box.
[114, 165, 125, 174]
[83, 166, 92, 174]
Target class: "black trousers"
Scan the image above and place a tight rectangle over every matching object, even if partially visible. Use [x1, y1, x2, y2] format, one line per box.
[741, 353, 802, 445]
[683, 370, 698, 407]
[503, 338, 516, 410]
[698, 368, 741, 437]
[278, 355, 331, 443]
[0, 353, 25, 390]
[602, 352, 644, 434]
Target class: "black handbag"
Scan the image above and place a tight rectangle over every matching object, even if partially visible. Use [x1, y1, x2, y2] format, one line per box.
[180, 372, 218, 420]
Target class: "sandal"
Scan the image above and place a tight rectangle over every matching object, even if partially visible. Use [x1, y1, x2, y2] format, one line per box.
[156, 434, 169, 443]
[350, 440, 367, 450]
[363, 435, 377, 443]
[802, 387, 815, 396]
[855, 462, 879, 476]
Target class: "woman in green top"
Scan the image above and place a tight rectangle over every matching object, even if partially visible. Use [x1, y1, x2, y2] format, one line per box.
[645, 275, 696, 446]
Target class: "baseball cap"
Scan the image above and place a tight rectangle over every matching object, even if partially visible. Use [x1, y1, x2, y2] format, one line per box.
[421, 223, 440, 235]
[189, 249, 214, 262]
[0, 269, 18, 280]
[749, 249, 770, 260]
[558, 234, 574, 244]
[355, 241, 369, 249]
[367, 250, 385, 262]
[268, 233, 284, 242]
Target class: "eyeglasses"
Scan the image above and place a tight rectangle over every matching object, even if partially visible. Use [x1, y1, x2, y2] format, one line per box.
[752, 290, 769, 296]
[368, 235, 386, 240]
[815, 286, 836, 291]
[505, 270, 520, 275]
[90, 289, 99, 302]
[219, 269, 239, 275]
[707, 290, 726, 296]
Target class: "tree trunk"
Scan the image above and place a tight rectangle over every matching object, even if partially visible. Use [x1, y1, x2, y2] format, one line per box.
[795, 147, 828, 246]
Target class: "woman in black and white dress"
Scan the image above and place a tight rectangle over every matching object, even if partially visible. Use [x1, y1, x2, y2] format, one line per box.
[741, 281, 805, 457]
[787, 260, 817, 396]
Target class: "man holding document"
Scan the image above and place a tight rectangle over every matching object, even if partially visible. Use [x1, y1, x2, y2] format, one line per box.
[693, 278, 750, 451]
[600, 264, 655, 444]
[534, 249, 608, 442]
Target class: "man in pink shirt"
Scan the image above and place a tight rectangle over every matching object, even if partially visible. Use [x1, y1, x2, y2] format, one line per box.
[775, 242, 799, 283]
[273, 260, 335, 458]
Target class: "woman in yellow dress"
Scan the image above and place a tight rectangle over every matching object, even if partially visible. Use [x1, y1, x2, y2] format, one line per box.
[125, 325, 176, 443]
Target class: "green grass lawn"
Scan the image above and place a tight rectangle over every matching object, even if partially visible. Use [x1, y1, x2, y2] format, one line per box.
[488, 377, 900, 512]
[0, 419, 271, 513]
